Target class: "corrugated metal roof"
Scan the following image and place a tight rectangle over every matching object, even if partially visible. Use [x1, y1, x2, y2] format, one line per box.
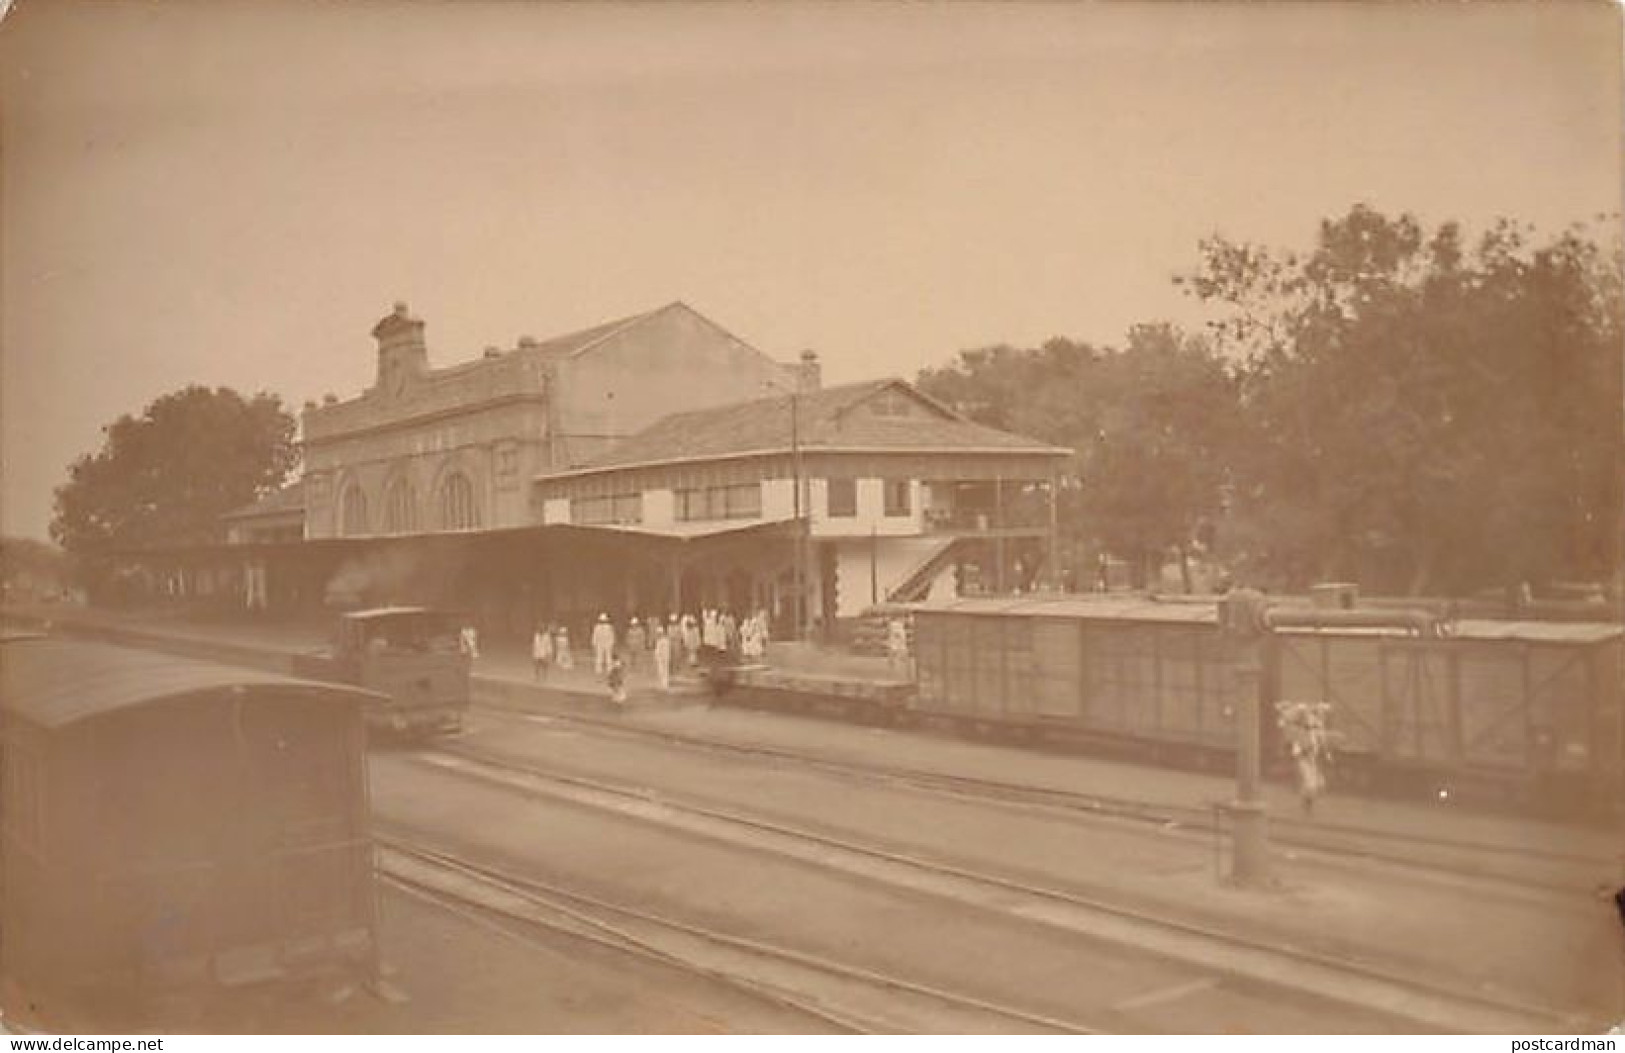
[0, 637, 382, 729]
[911, 597, 1623, 641]
[540, 378, 1070, 480]
[913, 595, 1216, 624]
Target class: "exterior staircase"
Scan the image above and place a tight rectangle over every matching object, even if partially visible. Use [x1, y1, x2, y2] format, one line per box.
[884, 537, 968, 605]
[844, 538, 965, 656]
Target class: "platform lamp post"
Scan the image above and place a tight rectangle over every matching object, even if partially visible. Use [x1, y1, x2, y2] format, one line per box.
[1218, 587, 1273, 888]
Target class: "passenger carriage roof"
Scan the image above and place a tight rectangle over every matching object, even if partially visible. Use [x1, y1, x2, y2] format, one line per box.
[0, 637, 383, 729]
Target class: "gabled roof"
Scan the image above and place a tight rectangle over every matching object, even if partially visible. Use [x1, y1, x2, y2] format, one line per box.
[520, 301, 735, 361]
[540, 378, 1070, 480]
[222, 480, 305, 521]
[525, 307, 658, 358]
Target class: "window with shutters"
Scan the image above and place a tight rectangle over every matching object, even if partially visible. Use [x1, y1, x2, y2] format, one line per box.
[884, 479, 912, 517]
[675, 483, 761, 521]
[827, 478, 857, 517]
[573, 493, 642, 526]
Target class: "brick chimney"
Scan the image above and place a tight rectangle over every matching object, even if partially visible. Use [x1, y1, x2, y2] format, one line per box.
[372, 301, 428, 394]
[797, 349, 822, 393]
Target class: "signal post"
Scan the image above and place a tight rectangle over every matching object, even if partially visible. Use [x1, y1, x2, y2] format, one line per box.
[1219, 587, 1275, 889]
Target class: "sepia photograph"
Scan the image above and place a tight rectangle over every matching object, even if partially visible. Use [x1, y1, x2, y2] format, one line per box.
[0, 0, 1622, 1038]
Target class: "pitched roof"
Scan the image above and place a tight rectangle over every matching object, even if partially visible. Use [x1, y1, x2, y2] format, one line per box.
[527, 306, 659, 358]
[515, 301, 726, 361]
[222, 480, 305, 520]
[542, 378, 1070, 479]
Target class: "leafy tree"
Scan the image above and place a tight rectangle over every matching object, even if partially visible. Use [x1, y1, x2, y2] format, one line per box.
[1083, 324, 1240, 589]
[0, 537, 75, 598]
[51, 386, 299, 574]
[1181, 204, 1622, 594]
[917, 328, 1239, 589]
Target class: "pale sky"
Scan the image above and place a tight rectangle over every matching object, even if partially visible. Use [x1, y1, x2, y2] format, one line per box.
[2, 0, 1619, 540]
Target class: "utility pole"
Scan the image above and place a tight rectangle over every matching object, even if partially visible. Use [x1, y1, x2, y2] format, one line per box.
[761, 374, 814, 643]
[789, 389, 809, 642]
[789, 388, 802, 640]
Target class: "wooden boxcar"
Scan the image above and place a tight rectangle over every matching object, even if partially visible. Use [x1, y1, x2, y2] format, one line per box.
[1273, 618, 1622, 803]
[911, 597, 1623, 809]
[0, 635, 382, 1029]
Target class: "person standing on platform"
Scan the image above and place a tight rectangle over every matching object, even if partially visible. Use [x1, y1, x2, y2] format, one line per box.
[591, 613, 616, 676]
[667, 614, 683, 668]
[607, 651, 628, 705]
[554, 624, 574, 670]
[653, 623, 673, 692]
[744, 610, 768, 660]
[683, 613, 701, 667]
[626, 618, 647, 672]
[531, 623, 553, 682]
[886, 614, 909, 674]
[460, 623, 480, 661]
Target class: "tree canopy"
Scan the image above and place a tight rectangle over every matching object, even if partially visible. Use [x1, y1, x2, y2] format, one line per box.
[918, 204, 1622, 596]
[1184, 205, 1622, 594]
[51, 386, 299, 564]
[917, 325, 1238, 588]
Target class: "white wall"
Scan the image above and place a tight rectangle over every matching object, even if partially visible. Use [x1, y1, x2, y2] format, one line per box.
[812, 477, 923, 538]
[830, 536, 955, 617]
[542, 497, 570, 525]
[763, 478, 796, 521]
[644, 489, 675, 527]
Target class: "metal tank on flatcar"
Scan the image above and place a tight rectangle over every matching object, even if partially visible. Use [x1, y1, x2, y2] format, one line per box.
[0, 634, 382, 1031]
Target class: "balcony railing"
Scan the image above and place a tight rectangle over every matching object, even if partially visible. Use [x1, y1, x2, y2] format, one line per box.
[922, 506, 1047, 534]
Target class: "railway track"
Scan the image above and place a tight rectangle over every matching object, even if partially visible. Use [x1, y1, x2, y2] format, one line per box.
[470, 699, 1610, 898]
[375, 832, 1094, 1034]
[414, 737, 1597, 1034]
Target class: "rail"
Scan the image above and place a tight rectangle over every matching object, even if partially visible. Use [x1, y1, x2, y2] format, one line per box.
[417, 738, 1593, 1034]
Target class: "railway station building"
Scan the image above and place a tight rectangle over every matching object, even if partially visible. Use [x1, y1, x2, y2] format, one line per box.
[122, 301, 1070, 641]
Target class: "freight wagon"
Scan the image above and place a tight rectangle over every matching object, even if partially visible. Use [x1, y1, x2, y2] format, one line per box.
[0, 633, 382, 1031]
[910, 596, 1622, 812]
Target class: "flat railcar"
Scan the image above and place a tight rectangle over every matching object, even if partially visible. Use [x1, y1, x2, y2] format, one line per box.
[0, 634, 382, 1030]
[911, 597, 1622, 812]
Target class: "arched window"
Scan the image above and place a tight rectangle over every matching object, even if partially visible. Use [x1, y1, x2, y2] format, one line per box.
[439, 472, 479, 531]
[339, 483, 369, 537]
[383, 477, 417, 534]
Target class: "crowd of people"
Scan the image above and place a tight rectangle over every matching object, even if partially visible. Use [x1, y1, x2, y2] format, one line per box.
[524, 608, 774, 703]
